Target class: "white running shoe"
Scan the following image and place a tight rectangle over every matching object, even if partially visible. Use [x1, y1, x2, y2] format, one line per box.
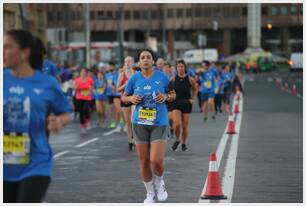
[143, 192, 156, 203]
[155, 180, 168, 201]
[87, 122, 92, 130]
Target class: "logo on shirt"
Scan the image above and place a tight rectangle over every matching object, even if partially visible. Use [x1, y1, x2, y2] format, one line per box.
[155, 81, 161, 85]
[9, 86, 24, 95]
[33, 88, 44, 95]
[144, 85, 151, 90]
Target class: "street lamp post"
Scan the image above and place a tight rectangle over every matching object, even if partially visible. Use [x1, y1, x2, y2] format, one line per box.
[85, 3, 91, 68]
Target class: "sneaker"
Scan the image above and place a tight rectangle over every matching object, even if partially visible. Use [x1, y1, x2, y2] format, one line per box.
[171, 141, 180, 151]
[212, 115, 216, 120]
[86, 122, 92, 130]
[143, 192, 156, 203]
[96, 120, 100, 126]
[181, 144, 188, 151]
[203, 117, 207, 122]
[128, 143, 134, 151]
[155, 179, 168, 201]
[219, 109, 223, 113]
[109, 122, 116, 129]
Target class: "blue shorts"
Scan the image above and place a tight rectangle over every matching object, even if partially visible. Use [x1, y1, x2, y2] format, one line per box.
[201, 92, 215, 102]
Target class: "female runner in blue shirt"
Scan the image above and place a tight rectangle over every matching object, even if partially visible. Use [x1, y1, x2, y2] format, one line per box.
[3, 30, 71, 203]
[121, 49, 175, 203]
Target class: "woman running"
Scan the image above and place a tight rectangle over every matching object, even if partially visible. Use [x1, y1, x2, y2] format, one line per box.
[3, 30, 71, 203]
[94, 70, 108, 126]
[221, 64, 233, 113]
[74, 68, 94, 134]
[214, 71, 224, 114]
[117, 56, 135, 151]
[170, 59, 198, 151]
[121, 49, 175, 203]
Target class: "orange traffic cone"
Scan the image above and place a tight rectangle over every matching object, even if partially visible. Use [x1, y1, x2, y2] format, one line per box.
[234, 103, 240, 113]
[292, 84, 297, 95]
[226, 112, 236, 134]
[201, 152, 227, 200]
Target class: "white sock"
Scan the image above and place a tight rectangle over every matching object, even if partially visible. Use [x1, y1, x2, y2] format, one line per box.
[143, 179, 154, 194]
[154, 174, 163, 186]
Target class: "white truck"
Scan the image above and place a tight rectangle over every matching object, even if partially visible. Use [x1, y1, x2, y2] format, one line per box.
[289, 52, 303, 71]
[183, 49, 218, 64]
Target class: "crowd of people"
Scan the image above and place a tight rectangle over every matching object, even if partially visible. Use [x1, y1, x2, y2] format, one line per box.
[4, 29, 242, 203]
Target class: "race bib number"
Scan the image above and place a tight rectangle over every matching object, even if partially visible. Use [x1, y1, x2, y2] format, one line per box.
[107, 79, 112, 85]
[97, 87, 105, 94]
[3, 134, 30, 164]
[215, 87, 219, 94]
[138, 107, 157, 125]
[204, 81, 212, 88]
[81, 90, 90, 96]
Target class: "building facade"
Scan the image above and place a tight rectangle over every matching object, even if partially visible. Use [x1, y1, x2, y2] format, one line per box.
[46, 3, 303, 64]
[4, 3, 47, 43]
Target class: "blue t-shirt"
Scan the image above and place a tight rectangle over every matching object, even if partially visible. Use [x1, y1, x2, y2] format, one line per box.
[94, 78, 108, 100]
[199, 71, 215, 94]
[221, 71, 233, 88]
[214, 78, 224, 95]
[125, 70, 170, 126]
[187, 68, 196, 78]
[42, 59, 59, 78]
[105, 71, 119, 96]
[4, 70, 72, 181]
[209, 66, 218, 79]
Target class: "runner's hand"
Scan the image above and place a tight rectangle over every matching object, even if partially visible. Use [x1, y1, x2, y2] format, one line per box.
[155, 92, 167, 103]
[47, 116, 63, 134]
[189, 99, 195, 104]
[129, 95, 142, 104]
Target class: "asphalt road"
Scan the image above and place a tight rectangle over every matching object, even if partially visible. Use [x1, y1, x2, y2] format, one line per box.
[45, 70, 303, 203]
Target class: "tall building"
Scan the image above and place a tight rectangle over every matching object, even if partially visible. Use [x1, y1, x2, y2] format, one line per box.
[46, 3, 303, 64]
[4, 3, 47, 43]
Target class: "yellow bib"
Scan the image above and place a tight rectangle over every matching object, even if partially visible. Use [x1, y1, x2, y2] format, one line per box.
[97, 87, 105, 94]
[4, 134, 30, 164]
[81, 90, 89, 96]
[138, 107, 157, 124]
[204, 81, 212, 88]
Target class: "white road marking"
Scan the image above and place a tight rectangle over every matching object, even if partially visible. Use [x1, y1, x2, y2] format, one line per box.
[53, 150, 69, 159]
[220, 95, 243, 203]
[103, 126, 121, 136]
[199, 77, 245, 203]
[75, 138, 99, 148]
[267, 77, 273, 82]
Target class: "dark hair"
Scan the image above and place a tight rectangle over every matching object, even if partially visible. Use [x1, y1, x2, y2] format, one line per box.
[6, 29, 44, 70]
[136, 49, 156, 62]
[222, 64, 229, 70]
[108, 61, 115, 66]
[202, 60, 210, 67]
[164, 62, 171, 67]
[175, 59, 188, 74]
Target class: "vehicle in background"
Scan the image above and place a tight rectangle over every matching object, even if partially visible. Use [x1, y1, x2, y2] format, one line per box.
[288, 53, 303, 71]
[257, 56, 275, 72]
[183, 49, 218, 65]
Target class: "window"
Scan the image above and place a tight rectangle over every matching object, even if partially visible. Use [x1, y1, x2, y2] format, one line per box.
[195, 7, 201, 17]
[90, 11, 95, 20]
[76, 11, 81, 20]
[143, 10, 150, 19]
[262, 6, 268, 16]
[106, 10, 113, 19]
[232, 7, 240, 17]
[158, 10, 164, 19]
[134, 10, 140, 19]
[271, 7, 279, 15]
[151, 10, 157, 19]
[242, 7, 247, 16]
[125, 11, 131, 19]
[98, 11, 104, 19]
[177, 8, 184, 18]
[223, 7, 230, 17]
[204, 7, 211, 17]
[213, 7, 221, 17]
[186, 8, 192, 17]
[280, 7, 288, 15]
[57, 11, 63, 21]
[48, 11, 54, 21]
[290, 6, 297, 14]
[167, 9, 174, 18]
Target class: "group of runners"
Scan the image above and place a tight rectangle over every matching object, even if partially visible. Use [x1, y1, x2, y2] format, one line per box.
[3, 29, 237, 203]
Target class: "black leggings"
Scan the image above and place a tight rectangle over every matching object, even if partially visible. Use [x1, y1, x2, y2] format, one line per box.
[4, 176, 50, 203]
[214, 94, 223, 111]
[76, 99, 91, 124]
[223, 87, 231, 104]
